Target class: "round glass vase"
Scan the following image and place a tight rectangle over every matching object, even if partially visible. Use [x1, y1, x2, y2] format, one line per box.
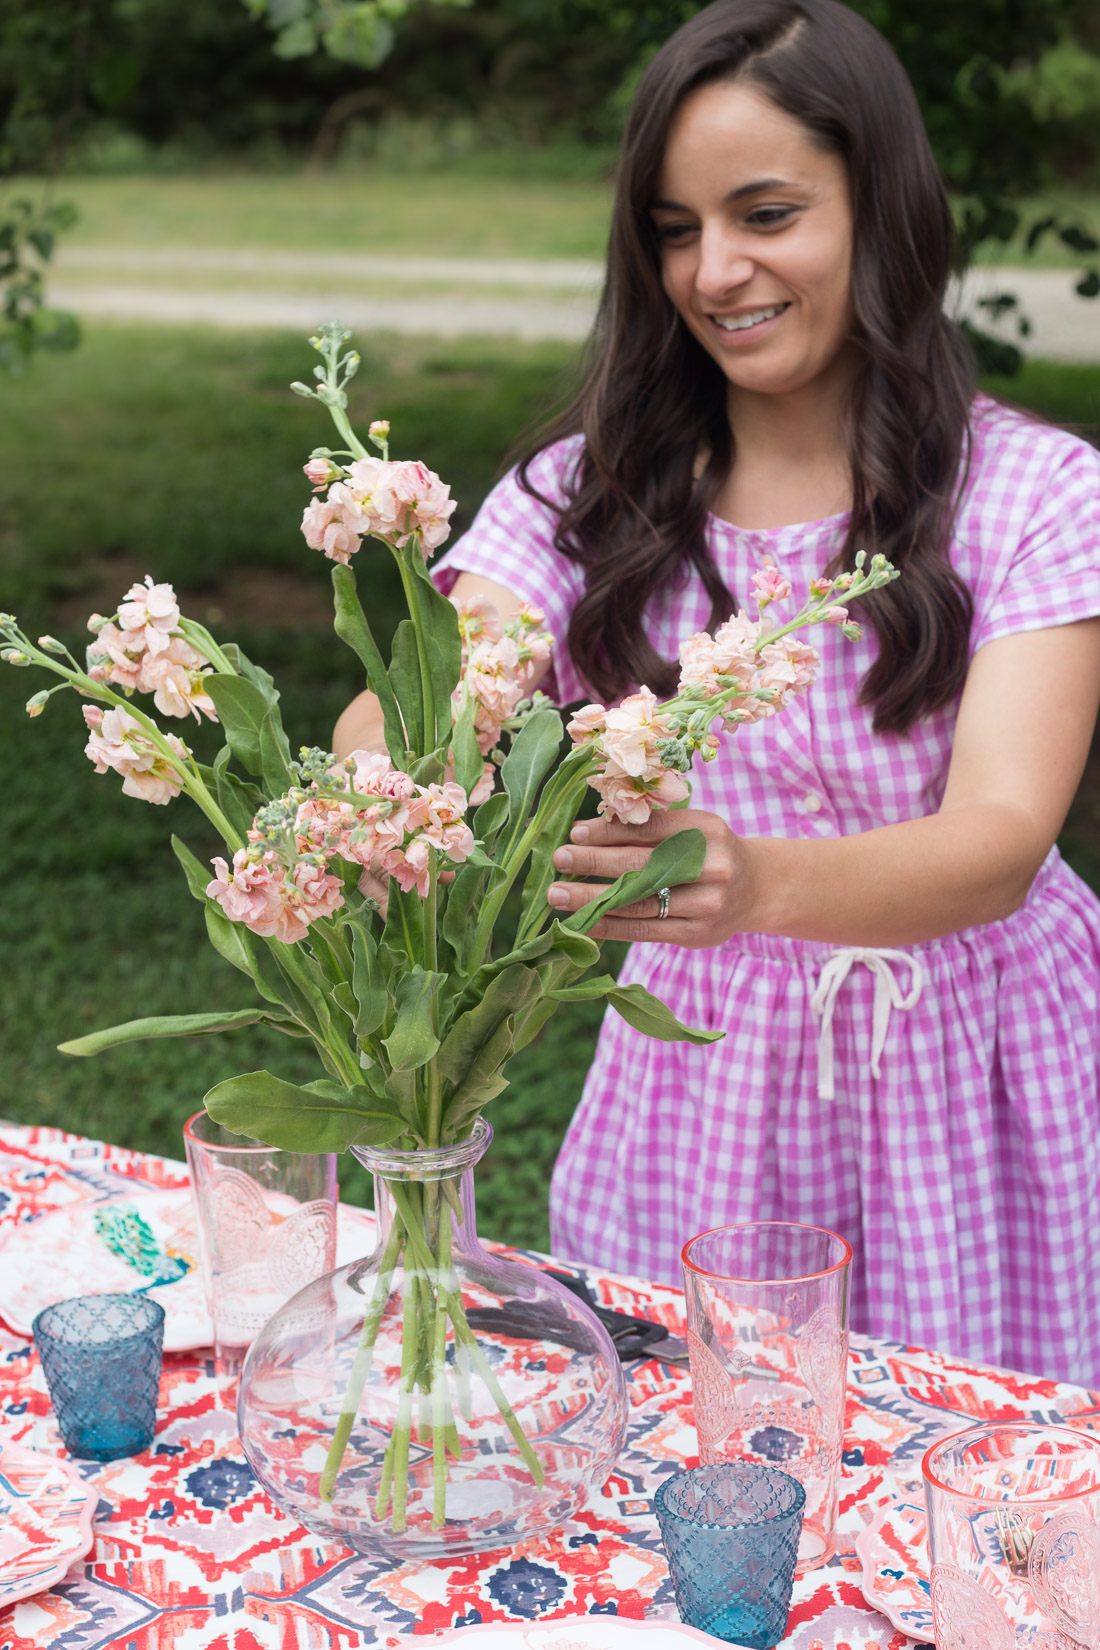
[236, 1118, 629, 1559]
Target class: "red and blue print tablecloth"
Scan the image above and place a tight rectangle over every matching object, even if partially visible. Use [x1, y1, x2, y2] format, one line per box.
[0, 1120, 1098, 1650]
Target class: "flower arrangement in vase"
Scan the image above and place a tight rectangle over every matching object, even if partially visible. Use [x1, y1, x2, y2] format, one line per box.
[1, 322, 897, 1556]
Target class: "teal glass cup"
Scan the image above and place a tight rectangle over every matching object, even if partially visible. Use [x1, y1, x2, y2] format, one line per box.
[654, 1462, 805, 1648]
[34, 1292, 165, 1461]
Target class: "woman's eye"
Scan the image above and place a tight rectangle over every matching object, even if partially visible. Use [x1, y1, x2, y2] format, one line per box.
[746, 206, 797, 227]
[654, 222, 697, 243]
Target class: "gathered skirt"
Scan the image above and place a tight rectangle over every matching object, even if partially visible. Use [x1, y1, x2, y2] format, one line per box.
[549, 851, 1100, 1386]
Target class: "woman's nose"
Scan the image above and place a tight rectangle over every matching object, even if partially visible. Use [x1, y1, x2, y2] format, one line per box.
[694, 225, 755, 299]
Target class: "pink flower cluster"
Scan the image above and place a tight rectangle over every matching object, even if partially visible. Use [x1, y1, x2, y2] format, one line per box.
[678, 615, 818, 724]
[567, 689, 690, 825]
[207, 753, 480, 943]
[206, 853, 345, 945]
[82, 704, 189, 805]
[453, 595, 553, 760]
[301, 457, 455, 564]
[88, 578, 215, 723]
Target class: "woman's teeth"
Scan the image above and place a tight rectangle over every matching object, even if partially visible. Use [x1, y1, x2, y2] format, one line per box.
[714, 304, 788, 332]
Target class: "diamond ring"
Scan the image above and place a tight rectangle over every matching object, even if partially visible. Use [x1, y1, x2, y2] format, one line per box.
[656, 886, 672, 921]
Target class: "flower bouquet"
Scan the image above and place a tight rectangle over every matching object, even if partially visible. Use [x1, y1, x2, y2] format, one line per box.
[1, 322, 897, 1552]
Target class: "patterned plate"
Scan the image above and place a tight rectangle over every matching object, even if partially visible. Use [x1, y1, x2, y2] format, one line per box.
[0, 1189, 376, 1353]
[432, 1623, 725, 1647]
[0, 1436, 96, 1607]
[856, 1494, 935, 1639]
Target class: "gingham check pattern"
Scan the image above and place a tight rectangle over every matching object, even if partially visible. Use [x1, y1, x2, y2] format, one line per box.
[435, 396, 1100, 1385]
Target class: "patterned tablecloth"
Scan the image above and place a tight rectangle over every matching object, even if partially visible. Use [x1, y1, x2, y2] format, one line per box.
[0, 1121, 1098, 1650]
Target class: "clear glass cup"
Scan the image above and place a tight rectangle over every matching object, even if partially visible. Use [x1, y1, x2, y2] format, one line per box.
[183, 1111, 338, 1373]
[923, 1422, 1100, 1648]
[33, 1293, 165, 1461]
[681, 1220, 851, 1573]
[654, 1462, 805, 1648]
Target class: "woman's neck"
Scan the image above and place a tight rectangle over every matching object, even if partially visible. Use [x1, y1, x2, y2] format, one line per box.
[714, 356, 857, 531]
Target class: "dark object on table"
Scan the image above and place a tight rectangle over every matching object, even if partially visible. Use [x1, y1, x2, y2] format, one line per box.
[33, 1292, 164, 1462]
[655, 1463, 805, 1648]
[467, 1266, 687, 1364]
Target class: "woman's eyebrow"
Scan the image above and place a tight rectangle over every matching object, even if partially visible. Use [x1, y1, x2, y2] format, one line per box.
[650, 177, 796, 212]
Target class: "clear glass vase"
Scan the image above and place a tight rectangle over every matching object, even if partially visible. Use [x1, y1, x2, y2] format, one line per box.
[236, 1118, 628, 1558]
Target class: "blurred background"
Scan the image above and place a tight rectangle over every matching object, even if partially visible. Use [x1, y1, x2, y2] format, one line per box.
[2, 0, 1099, 1244]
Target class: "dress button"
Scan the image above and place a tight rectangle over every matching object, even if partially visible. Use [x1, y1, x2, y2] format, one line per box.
[801, 789, 823, 813]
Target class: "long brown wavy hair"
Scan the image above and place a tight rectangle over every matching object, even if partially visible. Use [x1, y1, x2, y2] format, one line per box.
[517, 0, 976, 735]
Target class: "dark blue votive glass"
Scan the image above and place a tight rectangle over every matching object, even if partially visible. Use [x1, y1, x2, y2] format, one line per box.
[33, 1293, 165, 1462]
[654, 1462, 806, 1649]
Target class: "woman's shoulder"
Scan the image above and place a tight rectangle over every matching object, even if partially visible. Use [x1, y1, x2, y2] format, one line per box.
[964, 392, 1100, 503]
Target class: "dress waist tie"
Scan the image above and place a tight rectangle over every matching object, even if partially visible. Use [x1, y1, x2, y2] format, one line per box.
[809, 947, 925, 1101]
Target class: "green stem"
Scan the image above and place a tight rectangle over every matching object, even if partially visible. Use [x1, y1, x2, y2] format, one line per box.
[395, 549, 437, 754]
[423, 851, 443, 1147]
[430, 1214, 453, 1531]
[319, 1216, 404, 1502]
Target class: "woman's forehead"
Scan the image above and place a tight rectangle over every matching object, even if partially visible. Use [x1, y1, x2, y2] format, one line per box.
[654, 81, 839, 202]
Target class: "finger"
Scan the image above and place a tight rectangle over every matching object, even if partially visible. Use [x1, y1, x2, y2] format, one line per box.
[566, 810, 703, 849]
[551, 841, 655, 879]
[589, 915, 693, 945]
[546, 880, 615, 914]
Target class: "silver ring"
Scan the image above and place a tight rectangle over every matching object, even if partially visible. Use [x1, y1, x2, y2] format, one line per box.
[657, 886, 672, 921]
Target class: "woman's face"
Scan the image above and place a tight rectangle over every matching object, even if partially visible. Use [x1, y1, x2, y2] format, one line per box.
[651, 81, 855, 401]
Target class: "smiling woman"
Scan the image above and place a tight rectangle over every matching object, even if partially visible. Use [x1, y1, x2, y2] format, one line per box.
[335, 0, 1100, 1387]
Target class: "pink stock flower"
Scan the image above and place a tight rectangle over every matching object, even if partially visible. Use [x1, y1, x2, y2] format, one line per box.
[567, 703, 607, 745]
[83, 704, 188, 805]
[301, 493, 362, 564]
[711, 613, 763, 686]
[752, 566, 792, 604]
[592, 766, 689, 825]
[382, 838, 432, 897]
[678, 633, 720, 696]
[824, 605, 849, 625]
[454, 593, 504, 649]
[601, 687, 671, 780]
[343, 458, 455, 557]
[138, 635, 216, 722]
[206, 850, 344, 944]
[116, 578, 180, 658]
[470, 762, 496, 806]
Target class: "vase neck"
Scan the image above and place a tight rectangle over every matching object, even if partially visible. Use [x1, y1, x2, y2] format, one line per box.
[350, 1119, 492, 1260]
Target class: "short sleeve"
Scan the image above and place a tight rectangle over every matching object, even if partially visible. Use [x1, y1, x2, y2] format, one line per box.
[969, 423, 1100, 654]
[432, 437, 591, 705]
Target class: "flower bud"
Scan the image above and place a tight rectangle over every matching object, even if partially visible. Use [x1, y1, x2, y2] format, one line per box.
[369, 419, 390, 444]
[25, 690, 49, 717]
[833, 572, 853, 591]
[343, 352, 360, 379]
[38, 635, 65, 653]
[841, 621, 864, 641]
[290, 381, 315, 399]
[88, 664, 108, 682]
[86, 613, 109, 633]
[2, 648, 30, 666]
[854, 549, 867, 569]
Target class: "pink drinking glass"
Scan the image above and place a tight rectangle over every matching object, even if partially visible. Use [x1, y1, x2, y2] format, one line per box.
[923, 1422, 1100, 1649]
[681, 1221, 852, 1573]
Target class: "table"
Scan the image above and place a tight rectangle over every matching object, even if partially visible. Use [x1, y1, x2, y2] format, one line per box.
[1, 1121, 1097, 1650]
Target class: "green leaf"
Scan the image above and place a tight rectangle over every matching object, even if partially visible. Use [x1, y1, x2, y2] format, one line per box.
[500, 708, 564, 850]
[451, 693, 483, 797]
[205, 675, 292, 793]
[203, 1070, 407, 1152]
[59, 1008, 301, 1057]
[437, 963, 541, 1107]
[388, 618, 424, 756]
[550, 977, 722, 1044]
[408, 555, 463, 739]
[211, 746, 264, 839]
[563, 828, 708, 934]
[382, 965, 444, 1070]
[440, 860, 489, 974]
[350, 918, 387, 1039]
[331, 564, 408, 764]
[474, 789, 510, 843]
[172, 834, 214, 902]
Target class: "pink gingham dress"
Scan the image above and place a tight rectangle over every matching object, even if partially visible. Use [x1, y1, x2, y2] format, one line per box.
[435, 395, 1100, 1384]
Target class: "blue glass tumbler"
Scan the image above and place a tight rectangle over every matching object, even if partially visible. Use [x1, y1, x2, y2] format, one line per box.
[654, 1462, 806, 1649]
[33, 1292, 165, 1462]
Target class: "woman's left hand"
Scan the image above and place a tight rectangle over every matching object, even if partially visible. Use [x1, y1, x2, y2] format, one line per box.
[546, 808, 756, 947]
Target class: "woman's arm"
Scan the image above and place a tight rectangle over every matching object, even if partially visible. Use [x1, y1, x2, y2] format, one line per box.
[333, 571, 547, 760]
[546, 618, 1100, 947]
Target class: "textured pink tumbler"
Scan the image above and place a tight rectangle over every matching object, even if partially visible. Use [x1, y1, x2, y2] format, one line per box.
[682, 1220, 851, 1572]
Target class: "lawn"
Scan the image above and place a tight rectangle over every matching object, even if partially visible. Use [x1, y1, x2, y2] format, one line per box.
[18, 170, 1098, 270]
[2, 322, 1098, 1246]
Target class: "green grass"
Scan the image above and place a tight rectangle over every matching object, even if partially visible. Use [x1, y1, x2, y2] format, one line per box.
[14, 170, 1099, 270]
[22, 172, 614, 261]
[2, 324, 1098, 1246]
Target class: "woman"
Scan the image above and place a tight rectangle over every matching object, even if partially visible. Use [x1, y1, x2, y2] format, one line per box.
[335, 0, 1100, 1382]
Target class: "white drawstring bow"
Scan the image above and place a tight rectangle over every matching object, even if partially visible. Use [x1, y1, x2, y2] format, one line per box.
[809, 947, 924, 1100]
